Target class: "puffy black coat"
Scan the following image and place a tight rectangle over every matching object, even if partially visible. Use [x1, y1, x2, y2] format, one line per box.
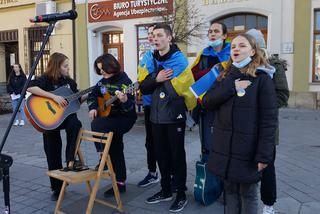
[202, 65, 278, 183]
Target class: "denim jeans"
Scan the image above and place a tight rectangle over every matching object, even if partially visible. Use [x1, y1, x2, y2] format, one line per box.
[11, 98, 26, 121]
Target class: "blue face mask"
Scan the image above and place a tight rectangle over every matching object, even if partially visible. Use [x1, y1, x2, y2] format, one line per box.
[232, 56, 252, 68]
[208, 39, 223, 48]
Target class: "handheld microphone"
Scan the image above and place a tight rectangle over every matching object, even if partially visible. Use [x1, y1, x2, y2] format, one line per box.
[29, 10, 77, 23]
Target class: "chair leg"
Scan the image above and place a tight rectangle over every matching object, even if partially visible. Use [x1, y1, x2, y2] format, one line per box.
[107, 156, 123, 212]
[86, 176, 102, 214]
[86, 180, 92, 195]
[54, 181, 68, 214]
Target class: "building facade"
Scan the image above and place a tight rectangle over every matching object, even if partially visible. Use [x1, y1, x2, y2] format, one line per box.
[0, 0, 74, 95]
[1, 0, 316, 108]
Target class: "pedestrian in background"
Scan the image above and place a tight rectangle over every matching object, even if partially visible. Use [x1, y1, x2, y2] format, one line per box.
[202, 34, 278, 214]
[7, 63, 27, 126]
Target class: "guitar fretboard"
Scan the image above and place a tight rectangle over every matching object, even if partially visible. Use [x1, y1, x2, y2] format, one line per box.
[66, 86, 96, 102]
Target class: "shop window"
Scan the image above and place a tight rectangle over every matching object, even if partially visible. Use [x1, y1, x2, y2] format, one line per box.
[313, 10, 320, 82]
[25, 26, 50, 76]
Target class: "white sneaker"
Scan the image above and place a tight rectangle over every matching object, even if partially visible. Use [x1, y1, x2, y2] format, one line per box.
[19, 120, 25, 126]
[13, 120, 19, 126]
[263, 205, 275, 214]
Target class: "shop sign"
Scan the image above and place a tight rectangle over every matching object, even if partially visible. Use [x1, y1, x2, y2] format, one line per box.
[88, 0, 173, 23]
[203, 0, 249, 5]
[0, 0, 34, 9]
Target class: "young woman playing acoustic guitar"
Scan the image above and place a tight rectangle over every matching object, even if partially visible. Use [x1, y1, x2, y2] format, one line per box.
[27, 52, 83, 201]
[87, 53, 137, 198]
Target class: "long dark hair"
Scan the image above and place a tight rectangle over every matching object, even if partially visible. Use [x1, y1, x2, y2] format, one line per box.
[45, 52, 69, 82]
[7, 63, 25, 84]
[94, 53, 121, 75]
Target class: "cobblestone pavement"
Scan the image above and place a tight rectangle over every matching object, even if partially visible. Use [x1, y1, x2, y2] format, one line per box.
[0, 106, 319, 214]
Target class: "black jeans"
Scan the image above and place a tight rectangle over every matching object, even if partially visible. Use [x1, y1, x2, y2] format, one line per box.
[144, 106, 157, 172]
[152, 122, 187, 197]
[43, 113, 82, 192]
[91, 116, 136, 182]
[260, 147, 277, 206]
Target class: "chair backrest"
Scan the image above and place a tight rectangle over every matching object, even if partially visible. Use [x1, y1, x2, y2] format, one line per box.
[72, 129, 114, 168]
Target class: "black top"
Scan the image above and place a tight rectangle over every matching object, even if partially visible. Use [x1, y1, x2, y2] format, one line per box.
[87, 72, 137, 119]
[28, 74, 78, 93]
[202, 65, 278, 183]
[7, 73, 27, 96]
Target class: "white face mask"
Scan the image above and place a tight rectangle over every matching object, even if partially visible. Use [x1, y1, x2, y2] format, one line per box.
[208, 39, 223, 48]
[232, 56, 252, 68]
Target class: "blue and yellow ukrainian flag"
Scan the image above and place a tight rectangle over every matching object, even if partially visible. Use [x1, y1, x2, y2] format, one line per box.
[191, 42, 231, 71]
[189, 66, 220, 102]
[138, 50, 196, 111]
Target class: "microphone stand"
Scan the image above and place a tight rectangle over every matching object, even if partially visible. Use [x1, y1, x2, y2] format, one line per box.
[0, 21, 57, 214]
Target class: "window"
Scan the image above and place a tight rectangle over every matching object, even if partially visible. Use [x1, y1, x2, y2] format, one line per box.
[26, 26, 50, 76]
[313, 10, 320, 81]
[136, 24, 154, 63]
[214, 13, 268, 44]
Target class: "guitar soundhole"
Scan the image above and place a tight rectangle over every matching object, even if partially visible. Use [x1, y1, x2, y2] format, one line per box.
[46, 101, 56, 114]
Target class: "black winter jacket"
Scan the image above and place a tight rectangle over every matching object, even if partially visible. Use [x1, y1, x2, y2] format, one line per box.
[139, 45, 186, 124]
[202, 65, 278, 183]
[7, 73, 27, 96]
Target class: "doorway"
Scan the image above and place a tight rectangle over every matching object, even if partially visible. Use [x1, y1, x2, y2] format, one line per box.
[102, 31, 124, 70]
[4, 42, 19, 81]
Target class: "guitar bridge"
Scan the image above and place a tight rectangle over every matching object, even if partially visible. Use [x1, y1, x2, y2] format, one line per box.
[46, 101, 56, 114]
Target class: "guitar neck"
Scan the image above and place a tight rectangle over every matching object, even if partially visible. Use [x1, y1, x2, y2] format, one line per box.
[104, 96, 118, 108]
[67, 86, 95, 102]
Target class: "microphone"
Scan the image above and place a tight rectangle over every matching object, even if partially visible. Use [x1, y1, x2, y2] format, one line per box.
[30, 10, 77, 23]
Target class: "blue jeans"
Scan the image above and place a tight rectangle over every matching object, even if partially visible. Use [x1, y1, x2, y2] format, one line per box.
[11, 98, 26, 121]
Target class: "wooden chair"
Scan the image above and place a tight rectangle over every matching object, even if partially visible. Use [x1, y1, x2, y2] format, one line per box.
[47, 129, 123, 214]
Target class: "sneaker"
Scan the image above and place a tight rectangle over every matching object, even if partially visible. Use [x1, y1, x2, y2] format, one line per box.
[145, 191, 173, 204]
[19, 120, 25, 126]
[169, 196, 188, 213]
[13, 120, 19, 126]
[263, 205, 275, 214]
[138, 172, 160, 187]
[103, 183, 126, 198]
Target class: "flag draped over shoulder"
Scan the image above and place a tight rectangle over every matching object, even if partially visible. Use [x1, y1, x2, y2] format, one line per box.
[137, 50, 154, 83]
[189, 66, 220, 102]
[191, 42, 231, 70]
[138, 50, 196, 111]
[189, 42, 231, 102]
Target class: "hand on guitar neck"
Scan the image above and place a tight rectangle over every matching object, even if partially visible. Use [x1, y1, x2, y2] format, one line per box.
[88, 90, 128, 120]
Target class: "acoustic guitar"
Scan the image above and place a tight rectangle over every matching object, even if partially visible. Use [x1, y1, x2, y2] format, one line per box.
[193, 111, 223, 206]
[24, 86, 95, 132]
[97, 82, 139, 117]
[193, 154, 223, 206]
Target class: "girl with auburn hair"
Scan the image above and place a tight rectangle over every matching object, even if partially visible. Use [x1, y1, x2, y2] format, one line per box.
[202, 34, 278, 214]
[27, 52, 84, 201]
[7, 63, 27, 126]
